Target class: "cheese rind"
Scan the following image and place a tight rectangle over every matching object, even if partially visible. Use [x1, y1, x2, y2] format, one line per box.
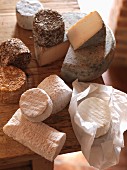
[16, 0, 43, 30]
[77, 97, 111, 138]
[67, 11, 103, 50]
[3, 109, 66, 161]
[37, 75, 72, 114]
[19, 88, 53, 122]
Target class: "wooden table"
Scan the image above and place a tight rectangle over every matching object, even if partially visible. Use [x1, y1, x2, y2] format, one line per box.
[0, 0, 103, 169]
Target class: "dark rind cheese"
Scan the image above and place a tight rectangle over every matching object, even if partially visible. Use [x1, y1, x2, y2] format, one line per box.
[0, 66, 27, 104]
[33, 9, 65, 47]
[0, 38, 31, 70]
[61, 26, 115, 82]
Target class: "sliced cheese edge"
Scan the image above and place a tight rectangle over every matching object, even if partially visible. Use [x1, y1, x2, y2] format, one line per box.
[77, 97, 111, 138]
[67, 11, 103, 50]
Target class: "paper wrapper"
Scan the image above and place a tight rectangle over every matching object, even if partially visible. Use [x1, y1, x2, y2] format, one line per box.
[69, 80, 127, 169]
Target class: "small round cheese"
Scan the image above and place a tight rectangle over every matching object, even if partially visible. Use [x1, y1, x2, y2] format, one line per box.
[0, 66, 27, 104]
[33, 9, 65, 47]
[77, 97, 111, 138]
[19, 88, 53, 122]
[16, 0, 43, 30]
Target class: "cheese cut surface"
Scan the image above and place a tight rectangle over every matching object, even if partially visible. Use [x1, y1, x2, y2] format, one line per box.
[77, 97, 111, 138]
[3, 109, 66, 161]
[19, 88, 53, 122]
[16, 0, 43, 30]
[67, 11, 103, 50]
[0, 66, 27, 104]
[37, 75, 72, 114]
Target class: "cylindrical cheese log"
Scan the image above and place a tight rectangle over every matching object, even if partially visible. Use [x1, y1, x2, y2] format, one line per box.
[0, 66, 27, 104]
[33, 9, 65, 47]
[16, 0, 43, 30]
[77, 97, 111, 138]
[37, 75, 72, 114]
[3, 109, 66, 161]
[0, 38, 31, 70]
[19, 88, 53, 122]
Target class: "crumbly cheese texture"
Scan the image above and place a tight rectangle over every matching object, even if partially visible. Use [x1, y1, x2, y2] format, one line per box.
[77, 97, 111, 138]
[0, 66, 27, 104]
[3, 109, 66, 161]
[67, 11, 103, 50]
[19, 88, 53, 122]
[37, 75, 72, 114]
[16, 0, 43, 30]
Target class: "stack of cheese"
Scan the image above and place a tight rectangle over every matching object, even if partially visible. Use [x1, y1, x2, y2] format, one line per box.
[0, 38, 31, 104]
[3, 75, 72, 161]
[61, 11, 116, 82]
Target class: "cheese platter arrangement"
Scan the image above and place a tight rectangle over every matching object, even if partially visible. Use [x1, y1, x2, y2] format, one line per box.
[0, 0, 119, 169]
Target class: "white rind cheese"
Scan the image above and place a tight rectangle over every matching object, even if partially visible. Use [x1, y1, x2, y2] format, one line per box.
[38, 75, 72, 114]
[67, 11, 103, 50]
[19, 88, 53, 122]
[77, 97, 111, 138]
[16, 0, 43, 30]
[3, 109, 66, 161]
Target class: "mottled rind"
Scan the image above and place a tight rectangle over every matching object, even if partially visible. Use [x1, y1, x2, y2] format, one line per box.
[33, 9, 65, 47]
[61, 26, 115, 82]
[0, 38, 31, 69]
[0, 66, 27, 104]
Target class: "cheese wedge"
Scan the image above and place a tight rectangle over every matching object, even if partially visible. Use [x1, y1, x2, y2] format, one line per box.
[38, 75, 72, 114]
[77, 97, 111, 138]
[67, 11, 103, 50]
[3, 109, 66, 161]
[19, 88, 53, 122]
[16, 0, 43, 30]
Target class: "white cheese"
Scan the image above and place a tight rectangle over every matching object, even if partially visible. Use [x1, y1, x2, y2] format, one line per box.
[67, 11, 103, 50]
[16, 0, 43, 30]
[77, 97, 111, 138]
[3, 109, 66, 161]
[37, 75, 72, 114]
[19, 88, 53, 122]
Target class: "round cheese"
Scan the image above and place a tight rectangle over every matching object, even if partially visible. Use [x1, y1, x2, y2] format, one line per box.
[16, 0, 43, 30]
[19, 88, 53, 122]
[0, 66, 27, 104]
[33, 9, 65, 47]
[0, 38, 31, 70]
[37, 75, 72, 114]
[77, 97, 111, 138]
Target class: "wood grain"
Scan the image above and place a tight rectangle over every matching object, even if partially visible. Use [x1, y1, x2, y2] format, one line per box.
[0, 0, 103, 166]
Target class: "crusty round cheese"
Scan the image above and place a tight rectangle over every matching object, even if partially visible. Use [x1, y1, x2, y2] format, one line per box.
[77, 97, 111, 138]
[33, 9, 65, 47]
[37, 75, 72, 114]
[19, 88, 53, 122]
[16, 0, 43, 30]
[0, 66, 27, 104]
[0, 38, 31, 70]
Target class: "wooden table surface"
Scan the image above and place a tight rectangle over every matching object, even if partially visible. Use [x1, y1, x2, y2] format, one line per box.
[0, 0, 104, 167]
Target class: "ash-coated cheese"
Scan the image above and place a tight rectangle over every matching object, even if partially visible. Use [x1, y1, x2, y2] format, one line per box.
[3, 109, 66, 161]
[77, 97, 111, 138]
[16, 0, 43, 30]
[33, 9, 65, 47]
[0, 38, 31, 70]
[19, 88, 53, 122]
[67, 11, 103, 50]
[37, 75, 72, 114]
[0, 66, 27, 104]
[61, 26, 115, 82]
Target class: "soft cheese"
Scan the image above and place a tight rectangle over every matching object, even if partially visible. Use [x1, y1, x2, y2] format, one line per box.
[16, 0, 43, 30]
[19, 88, 53, 122]
[67, 11, 103, 50]
[38, 75, 72, 114]
[77, 97, 111, 138]
[3, 109, 66, 161]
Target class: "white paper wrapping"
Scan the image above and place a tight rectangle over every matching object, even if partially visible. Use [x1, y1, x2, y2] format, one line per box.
[69, 80, 127, 169]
